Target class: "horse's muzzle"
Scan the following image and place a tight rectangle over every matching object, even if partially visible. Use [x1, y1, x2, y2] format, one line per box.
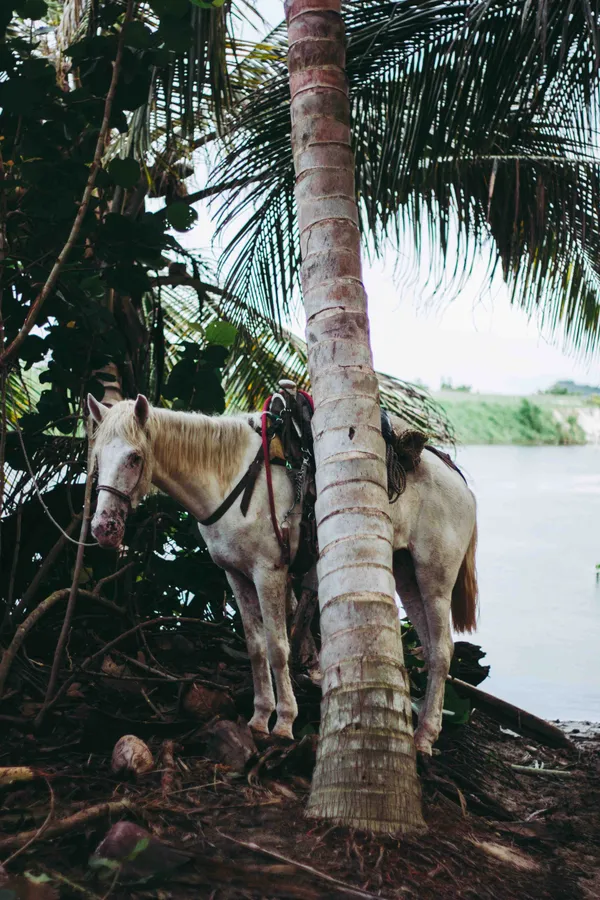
[92, 511, 125, 548]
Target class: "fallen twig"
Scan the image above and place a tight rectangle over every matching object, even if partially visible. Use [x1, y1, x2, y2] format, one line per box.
[40, 868, 105, 899]
[160, 739, 178, 798]
[510, 764, 576, 777]
[2, 778, 55, 866]
[447, 676, 574, 750]
[40, 616, 221, 716]
[0, 766, 38, 787]
[0, 799, 133, 851]
[117, 651, 178, 682]
[217, 831, 384, 900]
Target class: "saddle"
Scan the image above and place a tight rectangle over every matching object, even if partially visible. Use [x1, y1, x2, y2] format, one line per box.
[200, 378, 431, 578]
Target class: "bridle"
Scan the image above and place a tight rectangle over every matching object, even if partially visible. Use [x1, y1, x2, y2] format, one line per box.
[96, 459, 145, 510]
[96, 483, 135, 508]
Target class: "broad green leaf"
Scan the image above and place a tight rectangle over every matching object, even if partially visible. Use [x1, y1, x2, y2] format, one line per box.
[127, 837, 150, 860]
[205, 321, 237, 347]
[150, 0, 188, 17]
[15, 0, 48, 20]
[108, 158, 141, 189]
[122, 21, 154, 49]
[442, 683, 471, 726]
[166, 202, 197, 232]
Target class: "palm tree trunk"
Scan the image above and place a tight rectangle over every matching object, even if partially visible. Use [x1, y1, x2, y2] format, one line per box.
[284, 0, 425, 833]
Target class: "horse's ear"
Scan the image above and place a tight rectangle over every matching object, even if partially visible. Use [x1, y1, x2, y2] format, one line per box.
[87, 394, 106, 424]
[134, 394, 150, 428]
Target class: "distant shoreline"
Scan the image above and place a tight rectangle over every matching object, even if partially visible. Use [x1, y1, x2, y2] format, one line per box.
[433, 390, 600, 445]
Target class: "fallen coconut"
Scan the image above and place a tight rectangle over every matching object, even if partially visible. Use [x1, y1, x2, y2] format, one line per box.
[182, 682, 236, 721]
[90, 821, 192, 884]
[111, 735, 154, 777]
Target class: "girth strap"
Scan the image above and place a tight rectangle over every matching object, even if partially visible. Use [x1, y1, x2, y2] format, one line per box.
[200, 445, 264, 527]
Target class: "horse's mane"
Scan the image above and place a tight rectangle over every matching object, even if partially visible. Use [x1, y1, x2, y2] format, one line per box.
[93, 401, 255, 488]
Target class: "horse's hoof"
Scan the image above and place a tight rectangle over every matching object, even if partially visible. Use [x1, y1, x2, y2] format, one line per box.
[249, 720, 270, 739]
[272, 724, 295, 742]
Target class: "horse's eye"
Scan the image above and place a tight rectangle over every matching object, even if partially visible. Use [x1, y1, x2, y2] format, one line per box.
[130, 453, 142, 466]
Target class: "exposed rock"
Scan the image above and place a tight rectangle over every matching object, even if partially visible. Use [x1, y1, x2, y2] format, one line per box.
[201, 718, 256, 772]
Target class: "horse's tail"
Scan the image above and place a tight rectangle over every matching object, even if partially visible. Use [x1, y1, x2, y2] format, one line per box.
[451, 520, 478, 633]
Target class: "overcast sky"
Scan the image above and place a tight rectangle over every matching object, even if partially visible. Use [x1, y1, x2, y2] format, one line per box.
[185, 0, 600, 395]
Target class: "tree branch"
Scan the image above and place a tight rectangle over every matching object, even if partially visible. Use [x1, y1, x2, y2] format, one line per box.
[0, 800, 133, 852]
[149, 275, 227, 296]
[36, 418, 95, 724]
[0, 588, 125, 700]
[155, 174, 268, 218]
[10, 514, 81, 621]
[0, 0, 134, 368]
[93, 561, 136, 596]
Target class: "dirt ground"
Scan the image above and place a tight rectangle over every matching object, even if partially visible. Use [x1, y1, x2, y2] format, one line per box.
[1, 620, 599, 899]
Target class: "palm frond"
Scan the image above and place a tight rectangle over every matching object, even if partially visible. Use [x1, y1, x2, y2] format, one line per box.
[210, 0, 600, 354]
[158, 280, 453, 438]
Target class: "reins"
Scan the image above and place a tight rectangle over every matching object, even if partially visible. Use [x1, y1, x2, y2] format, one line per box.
[199, 390, 315, 563]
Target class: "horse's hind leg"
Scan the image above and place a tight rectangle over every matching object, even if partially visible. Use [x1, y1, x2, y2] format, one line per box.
[393, 550, 430, 661]
[254, 567, 298, 740]
[412, 560, 456, 755]
[225, 571, 275, 735]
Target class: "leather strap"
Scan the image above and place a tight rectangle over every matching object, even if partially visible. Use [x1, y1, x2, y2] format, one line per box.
[97, 484, 133, 507]
[200, 445, 264, 527]
[261, 399, 290, 562]
[96, 461, 145, 509]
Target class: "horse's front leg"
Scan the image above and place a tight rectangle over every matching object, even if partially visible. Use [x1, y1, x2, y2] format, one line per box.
[254, 566, 298, 740]
[225, 571, 275, 735]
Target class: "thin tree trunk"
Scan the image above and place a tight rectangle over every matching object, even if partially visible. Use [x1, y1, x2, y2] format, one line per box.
[284, 0, 425, 832]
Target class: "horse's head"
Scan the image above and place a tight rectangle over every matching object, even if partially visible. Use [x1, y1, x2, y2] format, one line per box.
[88, 394, 152, 548]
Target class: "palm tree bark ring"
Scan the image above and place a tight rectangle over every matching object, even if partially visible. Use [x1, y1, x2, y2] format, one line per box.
[284, 0, 425, 832]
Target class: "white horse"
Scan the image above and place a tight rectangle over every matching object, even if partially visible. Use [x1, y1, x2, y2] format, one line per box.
[88, 394, 478, 755]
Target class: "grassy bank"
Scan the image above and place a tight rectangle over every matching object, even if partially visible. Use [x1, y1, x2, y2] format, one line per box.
[435, 392, 588, 445]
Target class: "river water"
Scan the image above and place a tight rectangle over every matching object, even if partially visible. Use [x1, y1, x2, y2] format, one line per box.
[447, 445, 600, 723]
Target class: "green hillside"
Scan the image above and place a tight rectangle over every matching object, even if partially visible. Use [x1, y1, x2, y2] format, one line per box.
[434, 392, 589, 445]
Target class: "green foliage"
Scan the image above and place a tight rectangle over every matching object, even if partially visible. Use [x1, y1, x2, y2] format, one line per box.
[166, 202, 198, 232]
[205, 320, 237, 347]
[402, 619, 474, 729]
[108, 157, 142, 188]
[0, 0, 241, 630]
[212, 0, 600, 355]
[163, 342, 228, 412]
[0, 0, 453, 638]
[438, 395, 588, 445]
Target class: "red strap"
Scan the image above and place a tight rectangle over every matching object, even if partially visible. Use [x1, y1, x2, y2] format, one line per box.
[261, 396, 289, 558]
